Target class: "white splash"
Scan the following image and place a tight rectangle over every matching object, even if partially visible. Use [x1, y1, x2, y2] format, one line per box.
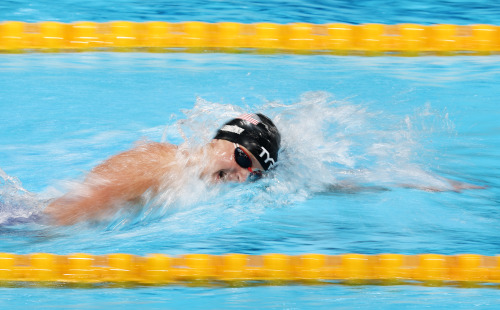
[0, 168, 44, 225]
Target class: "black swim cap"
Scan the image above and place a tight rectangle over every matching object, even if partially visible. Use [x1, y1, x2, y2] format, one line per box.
[214, 113, 281, 171]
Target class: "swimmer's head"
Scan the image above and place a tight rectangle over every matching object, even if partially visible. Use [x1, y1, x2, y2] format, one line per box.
[213, 113, 281, 171]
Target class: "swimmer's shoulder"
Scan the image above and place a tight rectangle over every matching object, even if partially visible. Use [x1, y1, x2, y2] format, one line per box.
[91, 141, 177, 175]
[135, 141, 178, 158]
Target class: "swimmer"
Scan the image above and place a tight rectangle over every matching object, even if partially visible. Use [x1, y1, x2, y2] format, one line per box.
[42, 111, 484, 225]
[43, 113, 281, 225]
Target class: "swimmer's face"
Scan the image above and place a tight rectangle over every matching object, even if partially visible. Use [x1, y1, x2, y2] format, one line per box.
[209, 140, 264, 183]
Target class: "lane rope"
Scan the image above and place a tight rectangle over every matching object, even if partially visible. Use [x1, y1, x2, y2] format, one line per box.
[1, 253, 499, 286]
[0, 21, 499, 55]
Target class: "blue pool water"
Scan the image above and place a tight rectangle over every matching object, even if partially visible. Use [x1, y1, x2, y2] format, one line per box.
[2, 0, 500, 25]
[1, 0, 500, 309]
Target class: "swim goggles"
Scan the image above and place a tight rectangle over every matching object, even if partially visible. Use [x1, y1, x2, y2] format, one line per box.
[234, 144, 262, 176]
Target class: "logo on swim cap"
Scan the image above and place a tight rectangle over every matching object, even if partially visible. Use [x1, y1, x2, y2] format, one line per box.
[220, 125, 245, 134]
[259, 147, 275, 167]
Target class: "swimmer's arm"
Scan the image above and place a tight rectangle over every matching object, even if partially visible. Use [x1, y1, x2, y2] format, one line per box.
[398, 178, 485, 192]
[44, 142, 176, 225]
[327, 178, 484, 194]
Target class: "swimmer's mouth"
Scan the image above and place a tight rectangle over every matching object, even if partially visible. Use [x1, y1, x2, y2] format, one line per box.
[248, 171, 263, 182]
